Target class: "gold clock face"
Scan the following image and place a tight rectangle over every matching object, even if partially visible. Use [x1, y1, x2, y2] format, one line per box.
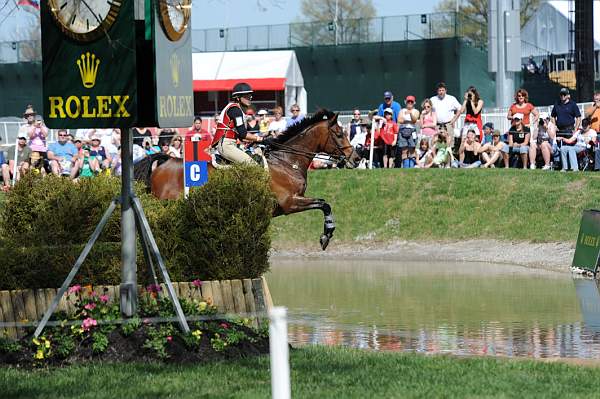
[48, 0, 122, 42]
[158, 0, 191, 41]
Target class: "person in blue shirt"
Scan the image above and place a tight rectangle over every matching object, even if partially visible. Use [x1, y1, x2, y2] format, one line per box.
[48, 129, 78, 176]
[551, 88, 581, 134]
[377, 91, 401, 122]
[285, 104, 304, 128]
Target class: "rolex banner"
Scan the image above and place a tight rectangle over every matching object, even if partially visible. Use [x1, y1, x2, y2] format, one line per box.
[153, 3, 193, 128]
[40, 0, 137, 128]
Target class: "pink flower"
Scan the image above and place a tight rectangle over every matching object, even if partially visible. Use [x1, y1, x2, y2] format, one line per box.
[90, 291, 98, 297]
[143, 318, 151, 325]
[166, 336, 173, 342]
[84, 303, 96, 310]
[146, 284, 162, 293]
[68, 285, 82, 295]
[99, 295, 109, 303]
[220, 322, 229, 329]
[192, 279, 203, 288]
[82, 317, 97, 331]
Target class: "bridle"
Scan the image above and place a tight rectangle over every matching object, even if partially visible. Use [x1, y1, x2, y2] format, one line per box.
[265, 121, 357, 168]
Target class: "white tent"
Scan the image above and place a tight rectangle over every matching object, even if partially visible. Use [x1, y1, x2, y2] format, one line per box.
[192, 50, 307, 116]
[521, 0, 600, 55]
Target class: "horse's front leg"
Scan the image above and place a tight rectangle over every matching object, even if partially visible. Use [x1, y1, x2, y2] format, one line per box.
[282, 195, 335, 250]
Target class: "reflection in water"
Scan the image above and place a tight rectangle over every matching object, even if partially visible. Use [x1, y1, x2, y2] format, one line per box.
[267, 259, 600, 359]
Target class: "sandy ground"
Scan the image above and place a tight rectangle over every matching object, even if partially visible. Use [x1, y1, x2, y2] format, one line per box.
[272, 239, 575, 273]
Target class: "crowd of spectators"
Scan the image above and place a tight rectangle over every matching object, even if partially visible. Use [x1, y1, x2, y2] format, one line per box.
[346, 83, 598, 172]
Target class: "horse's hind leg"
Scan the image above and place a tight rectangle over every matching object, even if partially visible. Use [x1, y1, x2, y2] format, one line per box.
[319, 201, 335, 251]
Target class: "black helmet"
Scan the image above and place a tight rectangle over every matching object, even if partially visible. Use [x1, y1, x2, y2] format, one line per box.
[231, 82, 253, 98]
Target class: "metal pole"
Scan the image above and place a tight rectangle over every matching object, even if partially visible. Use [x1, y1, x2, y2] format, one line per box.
[269, 307, 291, 399]
[368, 120, 376, 169]
[495, 0, 507, 108]
[120, 129, 137, 316]
[11, 137, 18, 186]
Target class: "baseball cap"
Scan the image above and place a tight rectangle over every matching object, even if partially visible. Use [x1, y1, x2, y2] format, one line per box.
[539, 111, 549, 120]
[405, 95, 416, 103]
[383, 107, 394, 115]
[492, 130, 501, 136]
[560, 88, 570, 95]
[18, 132, 27, 139]
[512, 113, 524, 120]
[91, 135, 101, 141]
[483, 122, 494, 130]
[383, 91, 393, 99]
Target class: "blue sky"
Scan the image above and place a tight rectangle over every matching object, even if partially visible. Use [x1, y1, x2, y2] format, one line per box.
[194, 0, 441, 30]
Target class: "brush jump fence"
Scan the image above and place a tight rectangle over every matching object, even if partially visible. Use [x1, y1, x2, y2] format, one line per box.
[0, 278, 273, 339]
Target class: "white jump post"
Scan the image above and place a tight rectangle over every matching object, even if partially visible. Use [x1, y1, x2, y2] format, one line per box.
[269, 306, 291, 399]
[368, 121, 376, 169]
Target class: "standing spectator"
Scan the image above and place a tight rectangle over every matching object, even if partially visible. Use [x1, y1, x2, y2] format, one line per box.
[507, 89, 539, 130]
[584, 91, 600, 132]
[377, 91, 401, 121]
[286, 104, 304, 128]
[504, 113, 530, 169]
[268, 106, 287, 135]
[551, 88, 581, 135]
[28, 115, 49, 173]
[257, 109, 270, 135]
[347, 109, 363, 142]
[558, 118, 596, 172]
[397, 95, 420, 168]
[481, 130, 506, 168]
[133, 127, 152, 147]
[7, 132, 31, 182]
[460, 86, 484, 141]
[430, 82, 461, 142]
[526, 55, 538, 74]
[458, 129, 482, 168]
[418, 99, 437, 144]
[375, 108, 398, 168]
[89, 135, 112, 171]
[18, 105, 36, 139]
[365, 110, 385, 168]
[187, 116, 212, 142]
[48, 129, 78, 176]
[529, 112, 555, 170]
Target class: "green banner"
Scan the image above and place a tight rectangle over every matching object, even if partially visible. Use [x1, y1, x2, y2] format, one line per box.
[41, 0, 137, 128]
[572, 209, 600, 272]
[153, 0, 193, 128]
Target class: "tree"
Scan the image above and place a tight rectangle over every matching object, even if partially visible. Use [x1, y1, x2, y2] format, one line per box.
[435, 0, 540, 47]
[293, 0, 376, 46]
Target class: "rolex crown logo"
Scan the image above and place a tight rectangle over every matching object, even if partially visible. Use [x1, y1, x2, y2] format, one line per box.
[170, 53, 180, 88]
[77, 52, 100, 89]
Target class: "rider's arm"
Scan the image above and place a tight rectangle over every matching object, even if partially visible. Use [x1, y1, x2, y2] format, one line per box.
[228, 107, 263, 143]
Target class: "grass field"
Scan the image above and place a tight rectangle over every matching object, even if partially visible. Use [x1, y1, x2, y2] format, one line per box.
[271, 169, 600, 247]
[2, 346, 600, 398]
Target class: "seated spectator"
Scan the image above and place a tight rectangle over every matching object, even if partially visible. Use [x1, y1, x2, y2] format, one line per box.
[268, 106, 287, 136]
[397, 96, 420, 168]
[168, 135, 183, 158]
[75, 128, 95, 144]
[246, 109, 260, 135]
[584, 91, 600, 133]
[431, 130, 453, 168]
[73, 137, 83, 156]
[143, 137, 160, 155]
[502, 113, 530, 168]
[374, 108, 398, 168]
[558, 118, 596, 172]
[0, 150, 10, 191]
[418, 98, 437, 144]
[257, 109, 270, 136]
[7, 133, 31, 183]
[458, 129, 482, 168]
[89, 135, 112, 172]
[481, 122, 494, 145]
[286, 104, 304, 128]
[415, 138, 434, 168]
[48, 129, 78, 177]
[74, 145, 99, 180]
[529, 112, 555, 170]
[111, 148, 122, 177]
[481, 130, 506, 168]
[133, 127, 152, 147]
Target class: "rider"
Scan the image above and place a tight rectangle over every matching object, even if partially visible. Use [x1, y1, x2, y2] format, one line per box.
[211, 82, 265, 164]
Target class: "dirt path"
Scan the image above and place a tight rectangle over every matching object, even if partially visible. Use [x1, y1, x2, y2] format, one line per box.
[272, 240, 575, 273]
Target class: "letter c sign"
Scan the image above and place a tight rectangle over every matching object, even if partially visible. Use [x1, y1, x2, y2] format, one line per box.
[184, 161, 208, 187]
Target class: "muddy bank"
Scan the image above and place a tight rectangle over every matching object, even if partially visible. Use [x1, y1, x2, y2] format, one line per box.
[271, 240, 575, 273]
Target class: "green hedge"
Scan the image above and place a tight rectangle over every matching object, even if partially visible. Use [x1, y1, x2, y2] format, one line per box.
[0, 165, 275, 290]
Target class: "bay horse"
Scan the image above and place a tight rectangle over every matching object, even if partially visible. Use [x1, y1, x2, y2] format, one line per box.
[134, 109, 360, 250]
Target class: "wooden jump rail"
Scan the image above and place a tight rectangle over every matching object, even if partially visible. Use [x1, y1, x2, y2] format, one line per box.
[0, 277, 273, 339]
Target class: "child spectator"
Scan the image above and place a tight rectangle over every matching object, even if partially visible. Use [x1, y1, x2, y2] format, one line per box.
[415, 138, 434, 168]
[375, 108, 398, 168]
[431, 130, 453, 168]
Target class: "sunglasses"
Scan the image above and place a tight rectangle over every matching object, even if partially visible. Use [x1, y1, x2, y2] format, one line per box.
[58, 134, 68, 137]
[291, 109, 300, 112]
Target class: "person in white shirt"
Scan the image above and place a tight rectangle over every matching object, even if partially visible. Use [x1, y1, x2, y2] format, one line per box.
[430, 82, 461, 143]
[557, 117, 596, 171]
[267, 106, 287, 136]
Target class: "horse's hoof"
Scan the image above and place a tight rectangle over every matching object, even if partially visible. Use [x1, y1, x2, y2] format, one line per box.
[320, 234, 330, 251]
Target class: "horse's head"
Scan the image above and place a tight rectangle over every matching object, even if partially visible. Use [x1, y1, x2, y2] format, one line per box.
[319, 113, 361, 168]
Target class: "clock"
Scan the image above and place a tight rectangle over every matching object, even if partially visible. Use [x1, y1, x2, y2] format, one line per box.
[48, 0, 122, 42]
[157, 0, 191, 41]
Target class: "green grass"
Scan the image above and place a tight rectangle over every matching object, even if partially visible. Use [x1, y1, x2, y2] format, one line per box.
[2, 346, 600, 398]
[271, 169, 600, 247]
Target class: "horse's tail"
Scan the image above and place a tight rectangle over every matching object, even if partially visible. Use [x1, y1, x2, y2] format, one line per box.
[133, 153, 172, 189]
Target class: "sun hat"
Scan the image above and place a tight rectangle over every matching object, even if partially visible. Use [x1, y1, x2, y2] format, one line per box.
[512, 113, 524, 120]
[383, 107, 394, 115]
[257, 109, 268, 116]
[18, 132, 27, 139]
[539, 111, 549, 120]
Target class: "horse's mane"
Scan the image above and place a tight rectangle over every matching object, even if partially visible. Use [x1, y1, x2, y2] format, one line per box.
[272, 109, 335, 144]
[133, 153, 172, 189]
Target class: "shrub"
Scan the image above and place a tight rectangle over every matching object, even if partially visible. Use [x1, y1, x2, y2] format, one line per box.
[0, 164, 274, 290]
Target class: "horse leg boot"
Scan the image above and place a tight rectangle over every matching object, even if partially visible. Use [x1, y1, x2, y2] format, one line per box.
[320, 201, 335, 251]
[280, 195, 336, 250]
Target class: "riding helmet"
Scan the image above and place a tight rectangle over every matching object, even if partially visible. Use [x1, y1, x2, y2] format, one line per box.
[231, 82, 253, 97]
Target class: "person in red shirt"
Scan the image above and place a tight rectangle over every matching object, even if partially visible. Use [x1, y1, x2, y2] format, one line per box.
[507, 88, 539, 129]
[187, 116, 213, 142]
[375, 108, 399, 168]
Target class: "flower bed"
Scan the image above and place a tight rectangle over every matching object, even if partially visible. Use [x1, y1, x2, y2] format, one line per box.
[0, 284, 269, 367]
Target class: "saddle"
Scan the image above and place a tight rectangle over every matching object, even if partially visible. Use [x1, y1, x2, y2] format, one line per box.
[210, 148, 268, 170]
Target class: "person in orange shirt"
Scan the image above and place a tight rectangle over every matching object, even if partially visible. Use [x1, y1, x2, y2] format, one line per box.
[585, 92, 600, 132]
